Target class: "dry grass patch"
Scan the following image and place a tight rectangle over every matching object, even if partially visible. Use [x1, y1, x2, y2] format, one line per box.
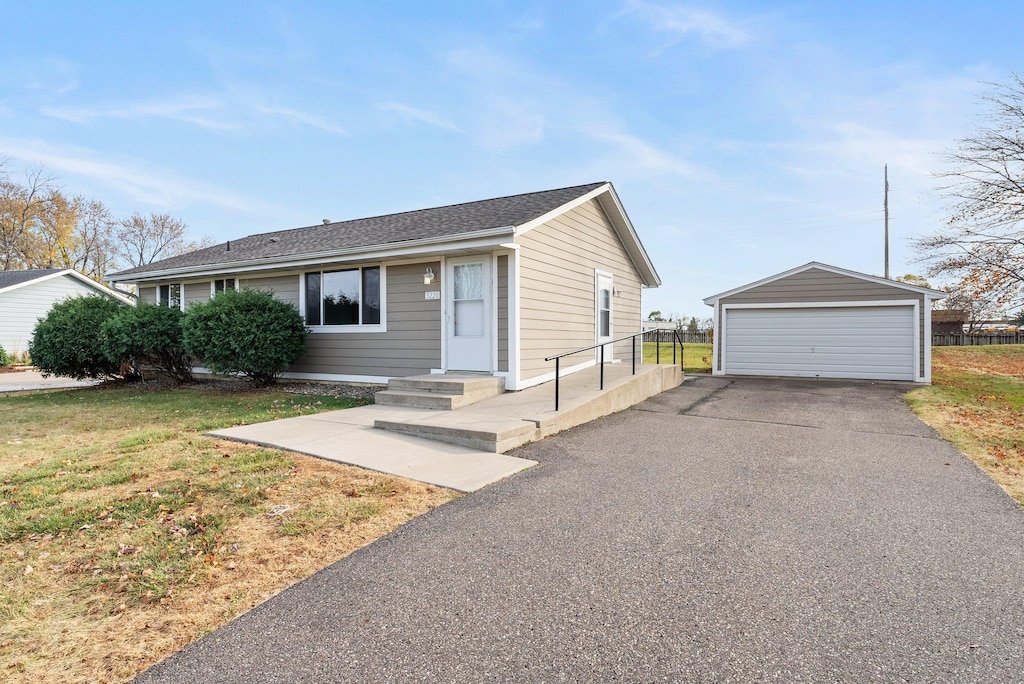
[907, 345, 1024, 505]
[0, 383, 456, 683]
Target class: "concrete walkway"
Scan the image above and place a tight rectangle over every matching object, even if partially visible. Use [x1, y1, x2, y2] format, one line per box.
[138, 376, 1024, 682]
[209, 404, 537, 492]
[210, 363, 681, 491]
[0, 368, 98, 393]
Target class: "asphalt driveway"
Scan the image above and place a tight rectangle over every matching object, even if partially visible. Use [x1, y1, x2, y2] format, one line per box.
[136, 376, 1024, 682]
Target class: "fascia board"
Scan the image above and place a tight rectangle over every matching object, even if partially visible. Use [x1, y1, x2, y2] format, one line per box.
[106, 227, 515, 283]
[0, 269, 134, 305]
[513, 182, 661, 288]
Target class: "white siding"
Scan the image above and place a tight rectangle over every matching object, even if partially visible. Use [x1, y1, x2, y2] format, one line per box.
[0, 276, 114, 358]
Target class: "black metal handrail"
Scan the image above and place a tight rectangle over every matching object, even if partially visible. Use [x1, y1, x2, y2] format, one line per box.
[543, 328, 684, 411]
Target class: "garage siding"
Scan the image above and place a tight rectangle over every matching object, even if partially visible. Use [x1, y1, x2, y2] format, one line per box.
[714, 268, 926, 374]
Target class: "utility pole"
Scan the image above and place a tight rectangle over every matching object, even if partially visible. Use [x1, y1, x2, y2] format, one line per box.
[884, 164, 890, 279]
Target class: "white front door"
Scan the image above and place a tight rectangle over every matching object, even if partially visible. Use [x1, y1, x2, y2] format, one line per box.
[596, 271, 613, 360]
[446, 256, 492, 372]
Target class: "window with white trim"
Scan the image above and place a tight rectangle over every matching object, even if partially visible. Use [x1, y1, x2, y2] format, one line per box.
[304, 266, 381, 326]
[212, 278, 236, 295]
[158, 284, 182, 309]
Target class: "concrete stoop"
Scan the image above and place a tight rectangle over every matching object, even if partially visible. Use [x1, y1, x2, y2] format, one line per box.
[373, 364, 683, 453]
[374, 375, 506, 410]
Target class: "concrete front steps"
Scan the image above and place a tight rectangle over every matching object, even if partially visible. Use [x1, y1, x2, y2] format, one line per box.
[373, 364, 684, 453]
[374, 375, 506, 410]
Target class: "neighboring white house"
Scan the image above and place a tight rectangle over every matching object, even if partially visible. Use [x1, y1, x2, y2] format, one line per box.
[0, 269, 134, 360]
[106, 183, 662, 390]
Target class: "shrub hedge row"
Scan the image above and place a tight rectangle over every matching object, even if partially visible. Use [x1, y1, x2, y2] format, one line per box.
[30, 289, 307, 385]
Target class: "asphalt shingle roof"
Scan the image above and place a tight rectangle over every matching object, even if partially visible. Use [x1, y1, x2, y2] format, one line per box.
[0, 268, 65, 290]
[109, 182, 607, 278]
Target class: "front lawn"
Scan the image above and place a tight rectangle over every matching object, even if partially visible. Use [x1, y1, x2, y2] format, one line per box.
[643, 341, 712, 374]
[0, 383, 454, 683]
[907, 345, 1024, 505]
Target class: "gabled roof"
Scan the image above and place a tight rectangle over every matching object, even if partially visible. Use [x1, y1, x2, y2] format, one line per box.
[108, 183, 610, 281]
[0, 268, 135, 304]
[702, 262, 947, 305]
[0, 268, 64, 290]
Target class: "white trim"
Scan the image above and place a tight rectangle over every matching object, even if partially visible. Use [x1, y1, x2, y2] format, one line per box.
[722, 299, 919, 310]
[595, 269, 614, 362]
[516, 358, 596, 390]
[107, 228, 515, 283]
[491, 252, 500, 373]
[0, 269, 135, 305]
[439, 254, 447, 371]
[444, 254, 493, 372]
[712, 302, 722, 376]
[512, 183, 660, 288]
[923, 295, 933, 384]
[209, 277, 240, 297]
[703, 262, 946, 305]
[508, 248, 521, 390]
[515, 184, 610, 235]
[594, 187, 661, 288]
[718, 299, 924, 383]
[301, 264, 388, 334]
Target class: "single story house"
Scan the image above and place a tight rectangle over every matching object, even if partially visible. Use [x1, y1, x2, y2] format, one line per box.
[0, 268, 135, 360]
[106, 182, 661, 390]
[703, 262, 946, 383]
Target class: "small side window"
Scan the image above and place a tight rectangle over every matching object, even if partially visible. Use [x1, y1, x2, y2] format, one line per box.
[159, 284, 182, 308]
[213, 278, 236, 295]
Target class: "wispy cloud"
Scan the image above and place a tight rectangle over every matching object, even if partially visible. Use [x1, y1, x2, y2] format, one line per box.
[41, 96, 239, 131]
[0, 137, 264, 212]
[618, 0, 749, 49]
[256, 105, 349, 136]
[378, 102, 460, 132]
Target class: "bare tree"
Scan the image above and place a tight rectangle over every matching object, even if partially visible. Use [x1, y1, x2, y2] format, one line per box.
[115, 212, 211, 268]
[0, 165, 56, 270]
[916, 74, 1024, 310]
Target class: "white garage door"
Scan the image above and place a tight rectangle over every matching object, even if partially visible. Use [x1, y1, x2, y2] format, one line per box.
[724, 306, 916, 381]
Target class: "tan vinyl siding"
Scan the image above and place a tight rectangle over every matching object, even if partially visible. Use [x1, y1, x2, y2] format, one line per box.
[183, 282, 209, 308]
[497, 255, 508, 372]
[715, 268, 927, 373]
[288, 261, 441, 377]
[138, 286, 157, 304]
[239, 275, 300, 308]
[516, 198, 644, 381]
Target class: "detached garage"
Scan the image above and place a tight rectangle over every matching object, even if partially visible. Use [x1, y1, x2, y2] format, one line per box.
[703, 263, 946, 383]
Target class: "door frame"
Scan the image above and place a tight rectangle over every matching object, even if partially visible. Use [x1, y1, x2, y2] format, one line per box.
[595, 269, 614, 362]
[444, 254, 494, 372]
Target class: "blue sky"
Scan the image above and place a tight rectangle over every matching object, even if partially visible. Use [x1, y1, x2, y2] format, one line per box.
[3, 1, 1023, 318]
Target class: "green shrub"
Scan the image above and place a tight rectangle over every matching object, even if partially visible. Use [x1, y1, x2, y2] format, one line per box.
[30, 295, 131, 380]
[101, 303, 194, 383]
[182, 288, 307, 385]
[0, 345, 9, 367]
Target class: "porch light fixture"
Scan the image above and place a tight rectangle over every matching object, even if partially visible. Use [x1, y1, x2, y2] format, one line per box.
[423, 267, 435, 285]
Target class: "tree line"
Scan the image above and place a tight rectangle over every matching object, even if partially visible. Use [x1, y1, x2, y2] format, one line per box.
[0, 158, 210, 281]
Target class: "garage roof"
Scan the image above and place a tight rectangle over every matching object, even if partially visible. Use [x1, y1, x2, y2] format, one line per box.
[703, 262, 946, 305]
